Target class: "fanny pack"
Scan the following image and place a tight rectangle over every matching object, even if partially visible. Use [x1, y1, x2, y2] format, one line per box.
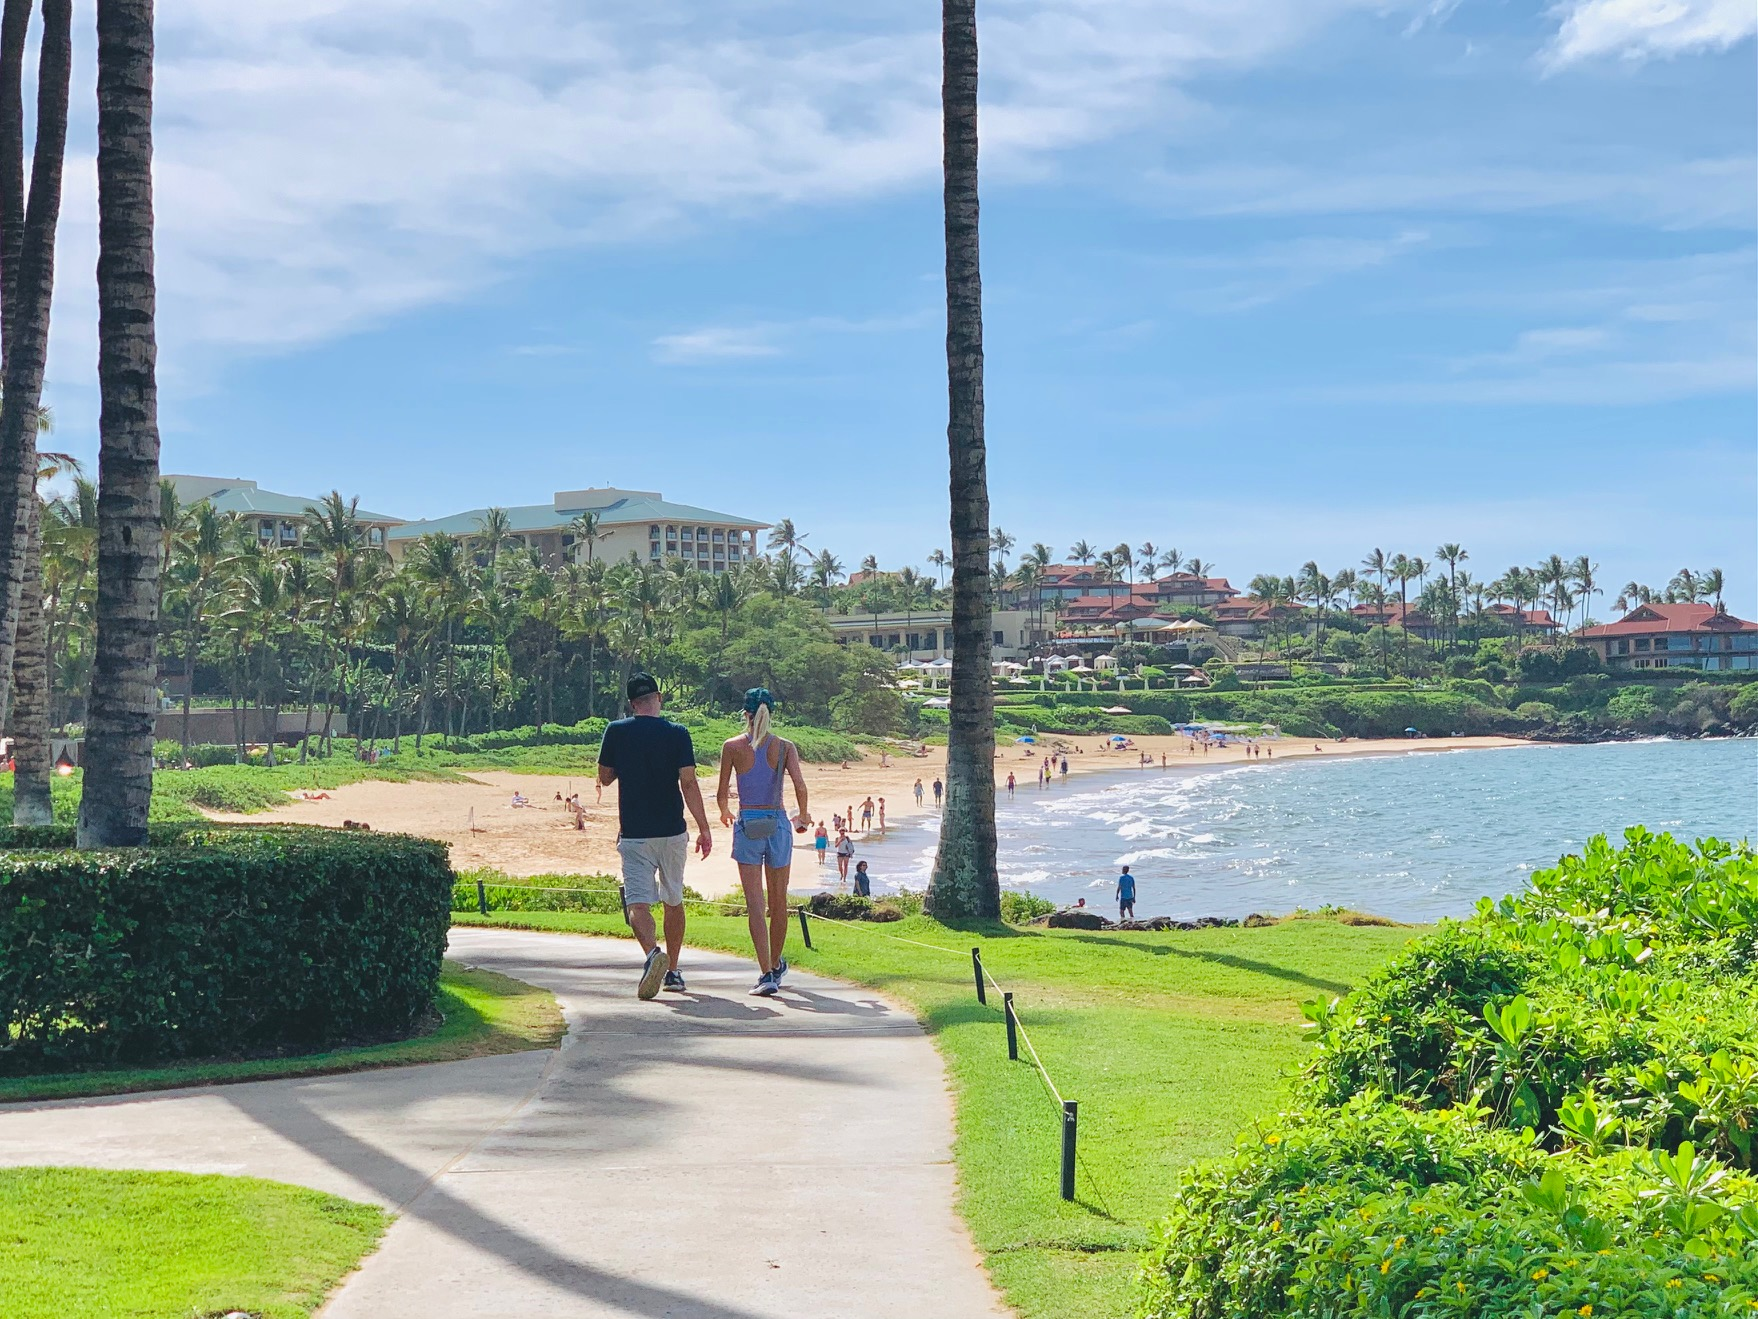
[740, 809, 782, 841]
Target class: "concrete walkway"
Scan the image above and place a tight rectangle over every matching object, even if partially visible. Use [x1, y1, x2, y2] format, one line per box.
[0, 928, 1008, 1319]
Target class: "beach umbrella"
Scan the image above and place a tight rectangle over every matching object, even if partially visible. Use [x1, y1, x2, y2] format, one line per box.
[1016, 735, 1036, 744]
[1103, 705, 1132, 714]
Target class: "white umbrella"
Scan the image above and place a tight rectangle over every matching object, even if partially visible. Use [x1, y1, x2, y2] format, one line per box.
[1103, 705, 1132, 714]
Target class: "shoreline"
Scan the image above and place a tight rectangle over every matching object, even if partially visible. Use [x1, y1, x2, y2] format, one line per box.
[204, 732, 1532, 897]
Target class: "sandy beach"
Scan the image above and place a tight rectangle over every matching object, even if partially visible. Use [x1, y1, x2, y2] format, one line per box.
[204, 733, 1530, 897]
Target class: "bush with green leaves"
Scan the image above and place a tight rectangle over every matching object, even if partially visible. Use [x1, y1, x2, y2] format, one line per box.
[0, 826, 452, 1071]
[1143, 830, 1758, 1318]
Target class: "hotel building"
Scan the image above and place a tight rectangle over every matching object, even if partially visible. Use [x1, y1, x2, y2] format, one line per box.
[1576, 603, 1758, 672]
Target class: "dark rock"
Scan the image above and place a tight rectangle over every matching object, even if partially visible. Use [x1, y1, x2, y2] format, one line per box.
[1242, 913, 1279, 928]
[1047, 910, 1112, 930]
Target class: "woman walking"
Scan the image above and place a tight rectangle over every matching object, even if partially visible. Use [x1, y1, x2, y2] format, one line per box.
[835, 828, 855, 886]
[813, 821, 829, 866]
[716, 688, 811, 997]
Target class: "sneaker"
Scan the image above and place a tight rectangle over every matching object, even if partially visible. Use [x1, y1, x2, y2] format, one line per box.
[750, 971, 779, 998]
[663, 970, 687, 993]
[772, 958, 788, 983]
[637, 948, 667, 1000]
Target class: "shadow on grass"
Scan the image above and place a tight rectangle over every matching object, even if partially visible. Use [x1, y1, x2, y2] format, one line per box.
[1055, 934, 1354, 996]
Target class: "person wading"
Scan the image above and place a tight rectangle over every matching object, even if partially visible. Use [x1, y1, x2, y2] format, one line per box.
[597, 674, 713, 999]
[717, 688, 812, 996]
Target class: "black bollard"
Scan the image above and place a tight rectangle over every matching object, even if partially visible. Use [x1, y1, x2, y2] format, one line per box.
[797, 906, 814, 949]
[1061, 1100, 1079, 1201]
[972, 948, 986, 1005]
[476, 877, 488, 916]
[1004, 992, 1018, 1060]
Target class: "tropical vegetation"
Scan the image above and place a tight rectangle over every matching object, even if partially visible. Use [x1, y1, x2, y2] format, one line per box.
[1143, 830, 1758, 1318]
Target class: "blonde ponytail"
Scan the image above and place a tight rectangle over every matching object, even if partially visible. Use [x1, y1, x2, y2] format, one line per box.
[747, 703, 772, 748]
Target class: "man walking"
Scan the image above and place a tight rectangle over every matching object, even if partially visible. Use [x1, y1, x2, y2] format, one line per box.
[1116, 864, 1136, 922]
[597, 674, 713, 999]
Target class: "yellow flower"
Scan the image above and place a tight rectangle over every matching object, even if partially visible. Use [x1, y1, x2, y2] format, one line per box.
[1666, 1279, 1683, 1289]
[1382, 1014, 1392, 1023]
[1705, 1274, 1720, 1283]
[1265, 1133, 1282, 1145]
[1457, 1281, 1467, 1295]
[1579, 1306, 1593, 1317]
[1532, 1269, 1549, 1281]
[1271, 1219, 1281, 1233]
[1393, 1236, 1406, 1248]
[1433, 1227, 1446, 1236]
[1380, 1261, 1391, 1275]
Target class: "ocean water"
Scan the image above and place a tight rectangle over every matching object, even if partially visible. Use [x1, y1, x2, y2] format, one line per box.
[864, 739, 1758, 923]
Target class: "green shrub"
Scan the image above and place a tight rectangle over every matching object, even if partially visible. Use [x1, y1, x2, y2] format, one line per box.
[0, 827, 453, 1071]
[1000, 890, 1056, 923]
[1727, 682, 1758, 727]
[453, 869, 625, 915]
[805, 892, 904, 922]
[1143, 831, 1758, 1318]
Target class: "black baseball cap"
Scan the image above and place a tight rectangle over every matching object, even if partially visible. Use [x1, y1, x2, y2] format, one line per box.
[627, 673, 660, 701]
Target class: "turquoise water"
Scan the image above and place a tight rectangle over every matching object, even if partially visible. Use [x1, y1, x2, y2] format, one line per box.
[873, 739, 1757, 922]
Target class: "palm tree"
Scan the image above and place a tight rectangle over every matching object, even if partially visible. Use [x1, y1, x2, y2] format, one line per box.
[10, 437, 69, 823]
[474, 506, 513, 580]
[766, 518, 807, 562]
[1569, 556, 1599, 631]
[1386, 553, 1414, 673]
[990, 525, 1015, 574]
[568, 509, 603, 564]
[1434, 543, 1467, 652]
[810, 548, 844, 590]
[0, 0, 71, 724]
[1666, 568, 1700, 604]
[1357, 581, 1390, 674]
[1701, 567, 1725, 610]
[1160, 547, 1183, 576]
[78, 0, 163, 847]
[927, 547, 948, 588]
[1185, 557, 1209, 579]
[173, 500, 231, 755]
[860, 553, 879, 578]
[928, 0, 998, 920]
[1069, 539, 1094, 566]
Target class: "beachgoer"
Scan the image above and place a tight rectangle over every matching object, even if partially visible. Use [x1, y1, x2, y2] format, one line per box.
[814, 822, 829, 865]
[880, 750, 891, 768]
[1117, 865, 1136, 921]
[597, 673, 712, 999]
[1161, 752, 1167, 768]
[853, 860, 872, 897]
[1060, 756, 1069, 778]
[1006, 772, 1015, 800]
[877, 797, 886, 831]
[716, 687, 811, 997]
[913, 778, 924, 806]
[861, 797, 875, 830]
[835, 829, 855, 884]
[932, 777, 943, 807]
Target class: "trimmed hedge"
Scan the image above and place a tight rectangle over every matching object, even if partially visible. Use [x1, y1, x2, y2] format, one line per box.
[1141, 830, 1758, 1318]
[0, 826, 453, 1072]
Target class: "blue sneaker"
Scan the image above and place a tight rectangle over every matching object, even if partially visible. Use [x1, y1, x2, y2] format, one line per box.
[637, 948, 667, 1000]
[750, 971, 779, 997]
[663, 970, 687, 993]
[772, 958, 788, 983]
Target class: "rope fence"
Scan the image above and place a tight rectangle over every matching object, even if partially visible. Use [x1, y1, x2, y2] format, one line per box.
[461, 880, 1106, 1207]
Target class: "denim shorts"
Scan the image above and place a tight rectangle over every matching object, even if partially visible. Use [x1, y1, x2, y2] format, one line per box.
[731, 810, 794, 867]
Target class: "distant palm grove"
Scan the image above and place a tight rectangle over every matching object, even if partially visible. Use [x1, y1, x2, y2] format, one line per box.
[21, 476, 1738, 763]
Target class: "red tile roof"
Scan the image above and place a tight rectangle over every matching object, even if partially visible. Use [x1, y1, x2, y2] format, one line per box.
[1576, 602, 1757, 638]
[1485, 604, 1558, 629]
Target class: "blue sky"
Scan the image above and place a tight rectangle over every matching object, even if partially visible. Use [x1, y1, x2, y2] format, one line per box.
[36, 0, 1758, 615]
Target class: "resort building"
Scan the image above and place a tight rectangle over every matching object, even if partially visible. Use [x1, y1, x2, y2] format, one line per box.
[1035, 566, 1238, 608]
[387, 488, 768, 571]
[827, 608, 1042, 661]
[1575, 603, 1758, 672]
[164, 475, 404, 551]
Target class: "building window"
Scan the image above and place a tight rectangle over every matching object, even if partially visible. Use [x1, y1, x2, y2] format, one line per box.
[697, 526, 708, 540]
[994, 630, 1004, 646]
[1634, 638, 1650, 651]
[907, 633, 920, 650]
[870, 636, 883, 648]
[712, 529, 724, 543]
[1616, 640, 1628, 655]
[680, 527, 693, 542]
[257, 520, 273, 541]
[888, 634, 901, 647]
[649, 544, 661, 560]
[728, 547, 741, 562]
[943, 629, 955, 648]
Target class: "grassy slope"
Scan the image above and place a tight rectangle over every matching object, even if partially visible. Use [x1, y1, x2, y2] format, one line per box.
[0, 961, 563, 1103]
[452, 909, 1414, 1318]
[0, 1167, 387, 1319]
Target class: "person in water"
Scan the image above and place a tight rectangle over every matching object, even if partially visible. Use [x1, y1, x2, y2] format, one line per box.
[716, 688, 811, 997]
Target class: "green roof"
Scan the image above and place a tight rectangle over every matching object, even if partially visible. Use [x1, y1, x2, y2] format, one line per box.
[175, 481, 402, 525]
[388, 494, 766, 542]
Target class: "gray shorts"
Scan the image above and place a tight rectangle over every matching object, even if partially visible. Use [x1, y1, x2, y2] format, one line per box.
[618, 833, 688, 907]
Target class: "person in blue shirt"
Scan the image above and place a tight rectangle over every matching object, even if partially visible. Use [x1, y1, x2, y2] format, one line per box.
[1116, 865, 1136, 921]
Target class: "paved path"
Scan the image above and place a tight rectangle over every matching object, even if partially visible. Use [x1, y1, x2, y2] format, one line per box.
[0, 928, 1008, 1319]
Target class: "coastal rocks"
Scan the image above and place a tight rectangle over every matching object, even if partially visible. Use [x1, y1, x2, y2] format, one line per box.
[1046, 909, 1111, 930]
[1241, 913, 1279, 928]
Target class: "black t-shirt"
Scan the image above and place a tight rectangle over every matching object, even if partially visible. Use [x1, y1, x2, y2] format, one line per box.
[598, 716, 696, 839]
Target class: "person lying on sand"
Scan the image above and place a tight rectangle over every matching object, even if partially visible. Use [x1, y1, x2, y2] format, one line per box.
[511, 792, 531, 807]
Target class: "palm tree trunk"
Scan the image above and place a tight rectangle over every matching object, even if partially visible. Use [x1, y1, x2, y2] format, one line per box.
[927, 0, 998, 920]
[0, 0, 70, 722]
[77, 0, 162, 848]
[11, 497, 51, 821]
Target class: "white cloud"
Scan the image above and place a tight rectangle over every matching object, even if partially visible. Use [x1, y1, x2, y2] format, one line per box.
[652, 326, 785, 364]
[34, 0, 1434, 387]
[1178, 228, 1432, 310]
[1546, 0, 1757, 68]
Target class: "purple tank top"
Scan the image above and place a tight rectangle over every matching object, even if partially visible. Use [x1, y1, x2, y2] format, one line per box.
[736, 736, 786, 809]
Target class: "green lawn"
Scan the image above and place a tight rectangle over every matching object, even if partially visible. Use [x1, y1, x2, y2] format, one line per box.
[0, 960, 564, 1103]
[452, 908, 1416, 1318]
[0, 1166, 386, 1319]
